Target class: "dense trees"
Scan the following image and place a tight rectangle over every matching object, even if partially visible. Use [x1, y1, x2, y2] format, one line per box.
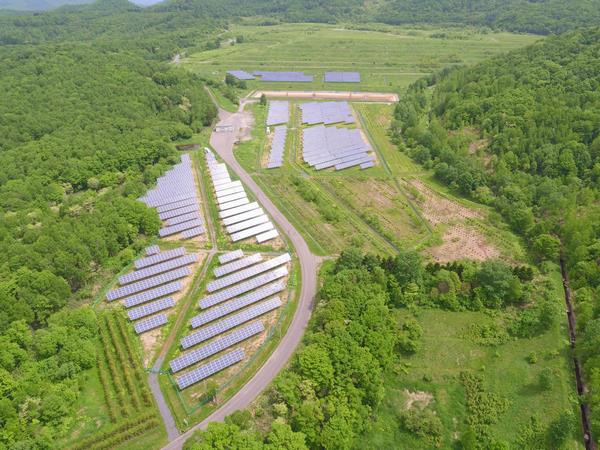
[0, 1, 218, 445]
[395, 28, 600, 442]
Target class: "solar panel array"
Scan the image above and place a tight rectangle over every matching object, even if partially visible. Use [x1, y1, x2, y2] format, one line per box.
[123, 281, 182, 308]
[191, 287, 283, 328]
[302, 125, 374, 171]
[200, 266, 288, 309]
[128, 297, 175, 320]
[300, 101, 355, 125]
[120, 254, 197, 285]
[138, 154, 205, 240]
[175, 348, 245, 390]
[324, 71, 361, 83]
[145, 245, 160, 256]
[134, 314, 167, 334]
[257, 229, 280, 243]
[170, 322, 263, 373]
[254, 71, 313, 82]
[227, 70, 255, 80]
[268, 125, 286, 169]
[214, 253, 263, 277]
[181, 298, 282, 349]
[167, 211, 201, 226]
[207, 253, 291, 292]
[106, 267, 191, 301]
[204, 148, 278, 244]
[135, 247, 187, 269]
[266, 101, 289, 126]
[219, 249, 244, 265]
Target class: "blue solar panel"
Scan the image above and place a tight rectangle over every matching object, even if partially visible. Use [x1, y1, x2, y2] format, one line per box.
[119, 254, 198, 285]
[123, 281, 182, 308]
[170, 322, 263, 373]
[128, 297, 175, 320]
[134, 314, 167, 334]
[227, 70, 255, 80]
[324, 71, 361, 83]
[175, 348, 245, 390]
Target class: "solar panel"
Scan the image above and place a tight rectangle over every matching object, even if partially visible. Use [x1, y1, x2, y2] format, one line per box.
[167, 211, 201, 226]
[156, 198, 197, 213]
[207, 253, 290, 292]
[191, 284, 284, 328]
[230, 221, 274, 242]
[226, 215, 270, 234]
[134, 314, 168, 334]
[128, 297, 175, 320]
[175, 348, 245, 390]
[254, 71, 313, 82]
[119, 254, 198, 285]
[200, 266, 288, 309]
[106, 267, 191, 301]
[135, 247, 187, 269]
[324, 71, 361, 83]
[158, 204, 200, 221]
[215, 185, 245, 199]
[170, 322, 263, 373]
[123, 281, 182, 308]
[257, 229, 279, 243]
[182, 227, 205, 239]
[145, 245, 160, 256]
[220, 198, 250, 211]
[219, 202, 260, 219]
[222, 207, 265, 226]
[300, 102, 355, 125]
[360, 161, 374, 170]
[213, 177, 232, 187]
[227, 70, 255, 80]
[181, 298, 282, 349]
[160, 219, 204, 237]
[214, 253, 263, 277]
[266, 101, 289, 126]
[215, 181, 242, 193]
[218, 250, 243, 265]
[217, 192, 248, 205]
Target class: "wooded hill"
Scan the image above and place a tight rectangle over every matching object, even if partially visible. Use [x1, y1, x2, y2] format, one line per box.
[395, 28, 600, 440]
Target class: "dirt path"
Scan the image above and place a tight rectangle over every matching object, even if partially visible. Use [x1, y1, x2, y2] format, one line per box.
[161, 98, 320, 450]
[251, 90, 399, 102]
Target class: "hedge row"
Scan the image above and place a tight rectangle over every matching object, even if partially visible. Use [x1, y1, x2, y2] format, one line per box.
[97, 353, 119, 423]
[98, 314, 129, 417]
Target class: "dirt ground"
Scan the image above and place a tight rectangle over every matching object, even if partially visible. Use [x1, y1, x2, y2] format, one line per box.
[406, 179, 500, 262]
[404, 389, 434, 411]
[251, 90, 399, 102]
[428, 225, 501, 263]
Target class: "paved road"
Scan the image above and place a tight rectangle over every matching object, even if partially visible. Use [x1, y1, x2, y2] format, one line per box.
[161, 102, 319, 450]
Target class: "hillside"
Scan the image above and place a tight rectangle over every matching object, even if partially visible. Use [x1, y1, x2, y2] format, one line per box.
[397, 28, 600, 440]
[0, 0, 93, 11]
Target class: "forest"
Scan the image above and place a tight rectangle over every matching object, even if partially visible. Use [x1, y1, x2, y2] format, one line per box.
[394, 28, 600, 440]
[0, 6, 218, 445]
[185, 249, 571, 449]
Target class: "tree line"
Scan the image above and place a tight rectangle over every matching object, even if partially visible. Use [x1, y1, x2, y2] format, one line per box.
[393, 28, 600, 443]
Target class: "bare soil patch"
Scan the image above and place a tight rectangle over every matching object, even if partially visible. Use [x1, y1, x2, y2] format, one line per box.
[403, 389, 433, 411]
[409, 180, 482, 226]
[428, 224, 501, 263]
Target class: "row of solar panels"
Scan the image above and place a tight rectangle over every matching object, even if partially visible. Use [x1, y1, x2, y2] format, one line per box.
[302, 125, 375, 171]
[106, 245, 198, 334]
[227, 70, 360, 83]
[204, 148, 280, 244]
[267, 125, 287, 169]
[137, 154, 206, 240]
[171, 251, 290, 389]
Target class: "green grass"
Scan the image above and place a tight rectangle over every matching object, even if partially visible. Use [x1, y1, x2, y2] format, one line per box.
[184, 23, 540, 92]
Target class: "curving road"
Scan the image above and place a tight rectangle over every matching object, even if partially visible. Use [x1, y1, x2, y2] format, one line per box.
[161, 99, 319, 450]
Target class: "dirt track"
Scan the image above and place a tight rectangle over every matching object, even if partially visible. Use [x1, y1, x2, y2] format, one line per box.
[251, 90, 399, 102]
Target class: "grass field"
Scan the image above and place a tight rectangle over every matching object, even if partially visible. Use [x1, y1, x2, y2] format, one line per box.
[184, 23, 540, 92]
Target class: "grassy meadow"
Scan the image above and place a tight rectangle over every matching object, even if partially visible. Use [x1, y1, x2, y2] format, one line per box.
[184, 23, 540, 92]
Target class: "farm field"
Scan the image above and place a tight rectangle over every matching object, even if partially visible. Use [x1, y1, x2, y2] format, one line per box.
[184, 23, 540, 92]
